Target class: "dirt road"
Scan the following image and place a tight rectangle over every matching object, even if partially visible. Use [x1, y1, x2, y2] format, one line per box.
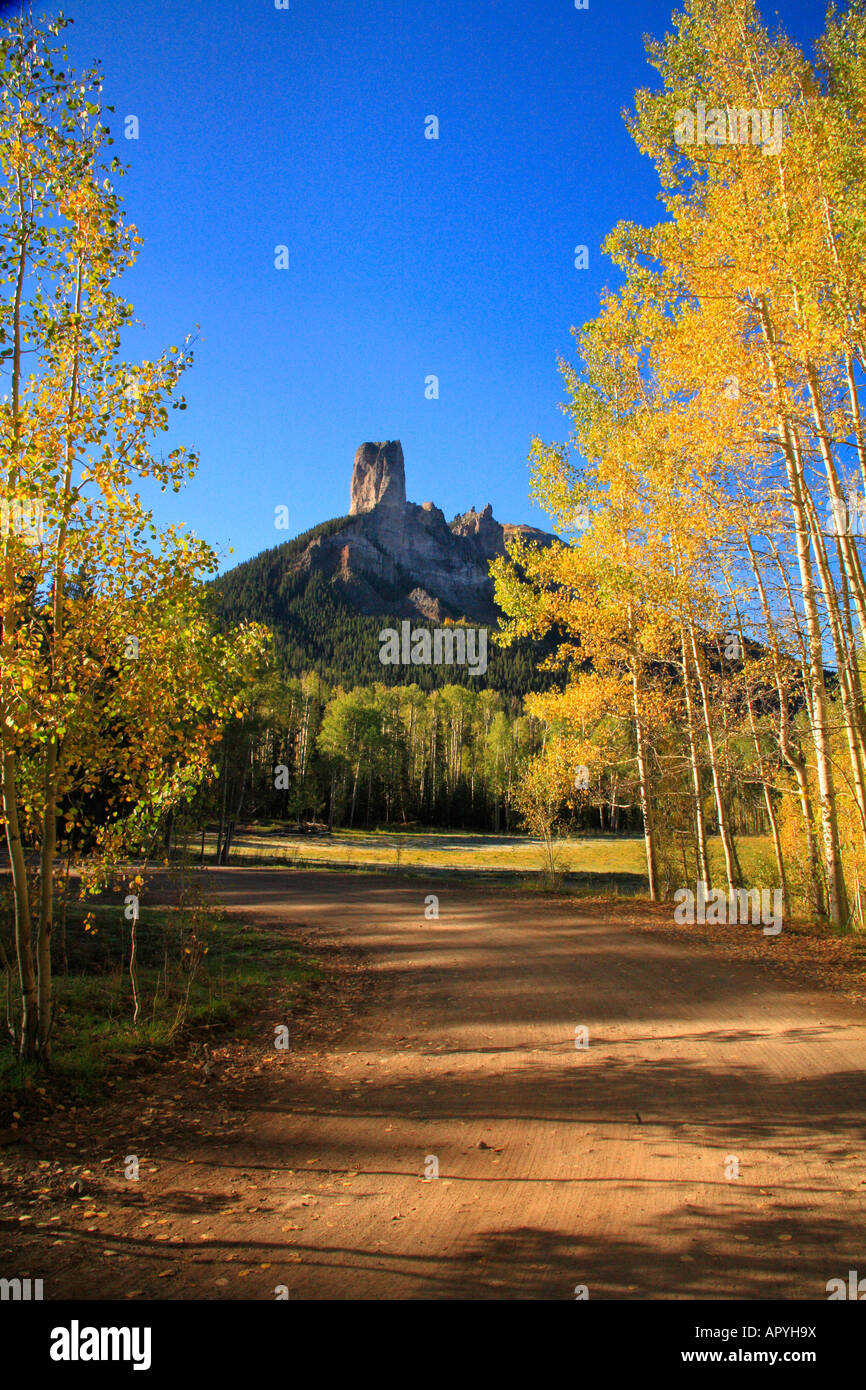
[6, 869, 866, 1299]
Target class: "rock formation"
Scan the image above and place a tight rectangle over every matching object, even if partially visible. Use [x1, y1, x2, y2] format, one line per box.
[287, 440, 556, 623]
[349, 441, 406, 514]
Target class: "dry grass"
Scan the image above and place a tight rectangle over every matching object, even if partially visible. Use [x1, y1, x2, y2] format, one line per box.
[192, 826, 774, 890]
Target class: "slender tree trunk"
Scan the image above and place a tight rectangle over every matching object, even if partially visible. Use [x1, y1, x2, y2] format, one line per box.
[680, 628, 711, 889]
[756, 297, 847, 926]
[36, 740, 58, 1058]
[34, 252, 84, 1060]
[630, 655, 658, 903]
[721, 571, 788, 905]
[2, 177, 36, 1057]
[349, 745, 363, 828]
[748, 536, 826, 920]
[216, 742, 228, 863]
[803, 488, 866, 857]
[221, 749, 250, 865]
[686, 620, 738, 894]
[1, 750, 37, 1058]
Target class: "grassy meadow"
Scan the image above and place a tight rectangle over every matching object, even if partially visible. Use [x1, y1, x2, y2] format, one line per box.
[192, 825, 776, 897]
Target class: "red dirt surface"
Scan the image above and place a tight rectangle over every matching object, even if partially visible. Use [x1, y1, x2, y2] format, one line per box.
[3, 868, 866, 1300]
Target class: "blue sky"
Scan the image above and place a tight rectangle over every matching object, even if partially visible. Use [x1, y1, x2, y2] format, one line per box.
[42, 0, 829, 572]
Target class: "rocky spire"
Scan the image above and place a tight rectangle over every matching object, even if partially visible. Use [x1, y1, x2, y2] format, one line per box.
[349, 440, 407, 515]
[450, 502, 499, 545]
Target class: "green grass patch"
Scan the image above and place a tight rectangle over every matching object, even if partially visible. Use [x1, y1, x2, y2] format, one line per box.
[0, 897, 320, 1101]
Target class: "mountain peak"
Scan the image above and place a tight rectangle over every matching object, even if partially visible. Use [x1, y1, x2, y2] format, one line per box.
[211, 440, 560, 690]
[450, 503, 498, 542]
[350, 440, 406, 515]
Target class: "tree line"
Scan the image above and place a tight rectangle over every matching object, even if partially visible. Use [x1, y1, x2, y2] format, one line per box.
[492, 0, 866, 929]
[187, 673, 596, 842]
